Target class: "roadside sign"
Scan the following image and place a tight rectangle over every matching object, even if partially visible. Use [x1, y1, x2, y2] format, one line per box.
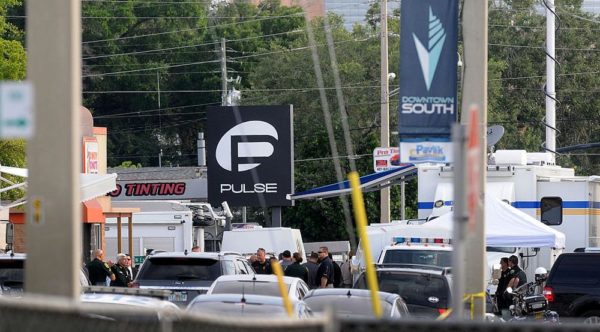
[134, 256, 145, 265]
[0, 82, 33, 139]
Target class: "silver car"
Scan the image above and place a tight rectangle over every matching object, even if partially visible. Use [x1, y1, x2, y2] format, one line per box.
[205, 274, 310, 301]
[303, 288, 409, 319]
[187, 293, 312, 319]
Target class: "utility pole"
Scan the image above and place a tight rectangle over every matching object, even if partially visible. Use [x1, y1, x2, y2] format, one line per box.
[220, 38, 227, 106]
[545, 0, 556, 163]
[380, 0, 390, 223]
[461, 0, 488, 319]
[26, 0, 81, 298]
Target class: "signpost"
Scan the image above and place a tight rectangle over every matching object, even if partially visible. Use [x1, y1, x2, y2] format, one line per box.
[0, 82, 33, 139]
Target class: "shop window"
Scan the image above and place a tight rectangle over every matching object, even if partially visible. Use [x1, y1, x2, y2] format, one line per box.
[541, 197, 562, 226]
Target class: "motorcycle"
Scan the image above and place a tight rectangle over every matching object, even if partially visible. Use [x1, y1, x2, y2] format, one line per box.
[505, 267, 559, 323]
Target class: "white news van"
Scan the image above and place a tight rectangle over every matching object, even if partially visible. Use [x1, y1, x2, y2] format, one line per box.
[221, 227, 305, 259]
[105, 201, 200, 258]
[417, 150, 600, 277]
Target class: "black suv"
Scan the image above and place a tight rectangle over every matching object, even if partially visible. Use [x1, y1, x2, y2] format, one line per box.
[353, 264, 452, 319]
[544, 253, 600, 323]
[133, 251, 254, 306]
[0, 253, 25, 296]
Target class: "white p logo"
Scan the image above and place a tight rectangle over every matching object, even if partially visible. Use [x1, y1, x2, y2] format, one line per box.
[216, 121, 278, 172]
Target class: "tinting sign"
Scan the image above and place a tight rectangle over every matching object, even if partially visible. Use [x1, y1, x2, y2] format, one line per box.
[207, 105, 293, 207]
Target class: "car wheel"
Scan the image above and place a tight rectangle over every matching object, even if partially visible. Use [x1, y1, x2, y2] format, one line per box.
[582, 310, 600, 324]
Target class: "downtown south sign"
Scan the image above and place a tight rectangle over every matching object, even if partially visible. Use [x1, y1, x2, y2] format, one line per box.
[207, 105, 293, 207]
[398, 0, 458, 163]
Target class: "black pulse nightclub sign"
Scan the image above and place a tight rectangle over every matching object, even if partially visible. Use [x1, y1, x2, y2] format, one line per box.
[207, 105, 293, 207]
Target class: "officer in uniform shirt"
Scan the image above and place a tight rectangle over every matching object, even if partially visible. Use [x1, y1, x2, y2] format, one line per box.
[110, 253, 132, 287]
[86, 249, 115, 286]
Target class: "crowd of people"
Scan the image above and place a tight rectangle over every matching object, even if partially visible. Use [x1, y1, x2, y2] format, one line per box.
[84, 246, 354, 289]
[85, 249, 135, 287]
[249, 246, 352, 289]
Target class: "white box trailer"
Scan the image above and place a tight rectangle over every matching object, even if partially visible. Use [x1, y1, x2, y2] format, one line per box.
[417, 150, 600, 277]
[104, 201, 196, 259]
[221, 227, 305, 259]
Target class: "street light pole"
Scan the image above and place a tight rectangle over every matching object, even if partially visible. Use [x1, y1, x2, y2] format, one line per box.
[380, 0, 390, 223]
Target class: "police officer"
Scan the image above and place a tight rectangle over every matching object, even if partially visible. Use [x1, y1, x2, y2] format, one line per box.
[507, 255, 527, 289]
[86, 249, 115, 286]
[316, 247, 334, 288]
[252, 248, 272, 274]
[110, 253, 132, 287]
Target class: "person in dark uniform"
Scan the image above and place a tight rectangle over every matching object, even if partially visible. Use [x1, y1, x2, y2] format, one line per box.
[507, 255, 527, 289]
[284, 252, 309, 283]
[495, 257, 510, 315]
[110, 253, 132, 287]
[329, 253, 342, 288]
[251, 248, 272, 274]
[303, 252, 320, 289]
[316, 247, 334, 288]
[85, 249, 115, 286]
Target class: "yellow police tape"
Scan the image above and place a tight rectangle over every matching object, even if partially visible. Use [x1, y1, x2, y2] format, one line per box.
[271, 260, 294, 318]
[349, 171, 382, 318]
[436, 291, 487, 321]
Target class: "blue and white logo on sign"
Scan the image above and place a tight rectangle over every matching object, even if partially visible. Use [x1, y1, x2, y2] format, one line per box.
[412, 6, 446, 91]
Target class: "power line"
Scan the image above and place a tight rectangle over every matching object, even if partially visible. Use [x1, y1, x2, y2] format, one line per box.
[83, 13, 304, 44]
[83, 29, 305, 60]
[83, 85, 382, 94]
[82, 59, 220, 77]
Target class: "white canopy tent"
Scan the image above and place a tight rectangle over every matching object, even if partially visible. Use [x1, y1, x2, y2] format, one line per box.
[390, 196, 566, 248]
[0, 166, 117, 208]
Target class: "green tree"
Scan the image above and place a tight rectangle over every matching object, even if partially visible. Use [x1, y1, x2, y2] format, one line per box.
[82, 0, 306, 168]
[488, 0, 600, 174]
[0, 0, 24, 80]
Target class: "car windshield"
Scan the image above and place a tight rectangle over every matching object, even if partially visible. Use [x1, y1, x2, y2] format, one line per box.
[550, 255, 600, 284]
[382, 250, 452, 267]
[211, 280, 291, 297]
[188, 301, 289, 317]
[136, 257, 220, 281]
[0, 259, 25, 293]
[486, 246, 516, 253]
[355, 271, 449, 308]
[303, 296, 392, 318]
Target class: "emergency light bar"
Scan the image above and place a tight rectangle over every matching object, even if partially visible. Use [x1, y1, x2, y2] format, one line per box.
[393, 237, 452, 245]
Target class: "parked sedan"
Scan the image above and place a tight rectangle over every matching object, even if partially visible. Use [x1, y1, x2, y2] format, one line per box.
[206, 274, 310, 301]
[354, 265, 452, 319]
[187, 294, 312, 319]
[80, 293, 180, 322]
[303, 288, 409, 319]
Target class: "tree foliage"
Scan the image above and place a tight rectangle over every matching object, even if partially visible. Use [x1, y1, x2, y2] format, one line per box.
[0, 0, 26, 201]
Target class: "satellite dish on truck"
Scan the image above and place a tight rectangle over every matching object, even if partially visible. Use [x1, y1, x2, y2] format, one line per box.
[487, 125, 505, 164]
[487, 125, 504, 146]
[487, 125, 505, 149]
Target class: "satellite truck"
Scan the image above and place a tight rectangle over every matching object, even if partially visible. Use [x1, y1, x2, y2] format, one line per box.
[354, 127, 598, 285]
[105, 201, 230, 259]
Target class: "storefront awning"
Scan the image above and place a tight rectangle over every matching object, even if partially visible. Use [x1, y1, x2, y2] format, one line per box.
[82, 199, 105, 223]
[80, 173, 117, 202]
[288, 164, 417, 201]
[0, 166, 117, 207]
